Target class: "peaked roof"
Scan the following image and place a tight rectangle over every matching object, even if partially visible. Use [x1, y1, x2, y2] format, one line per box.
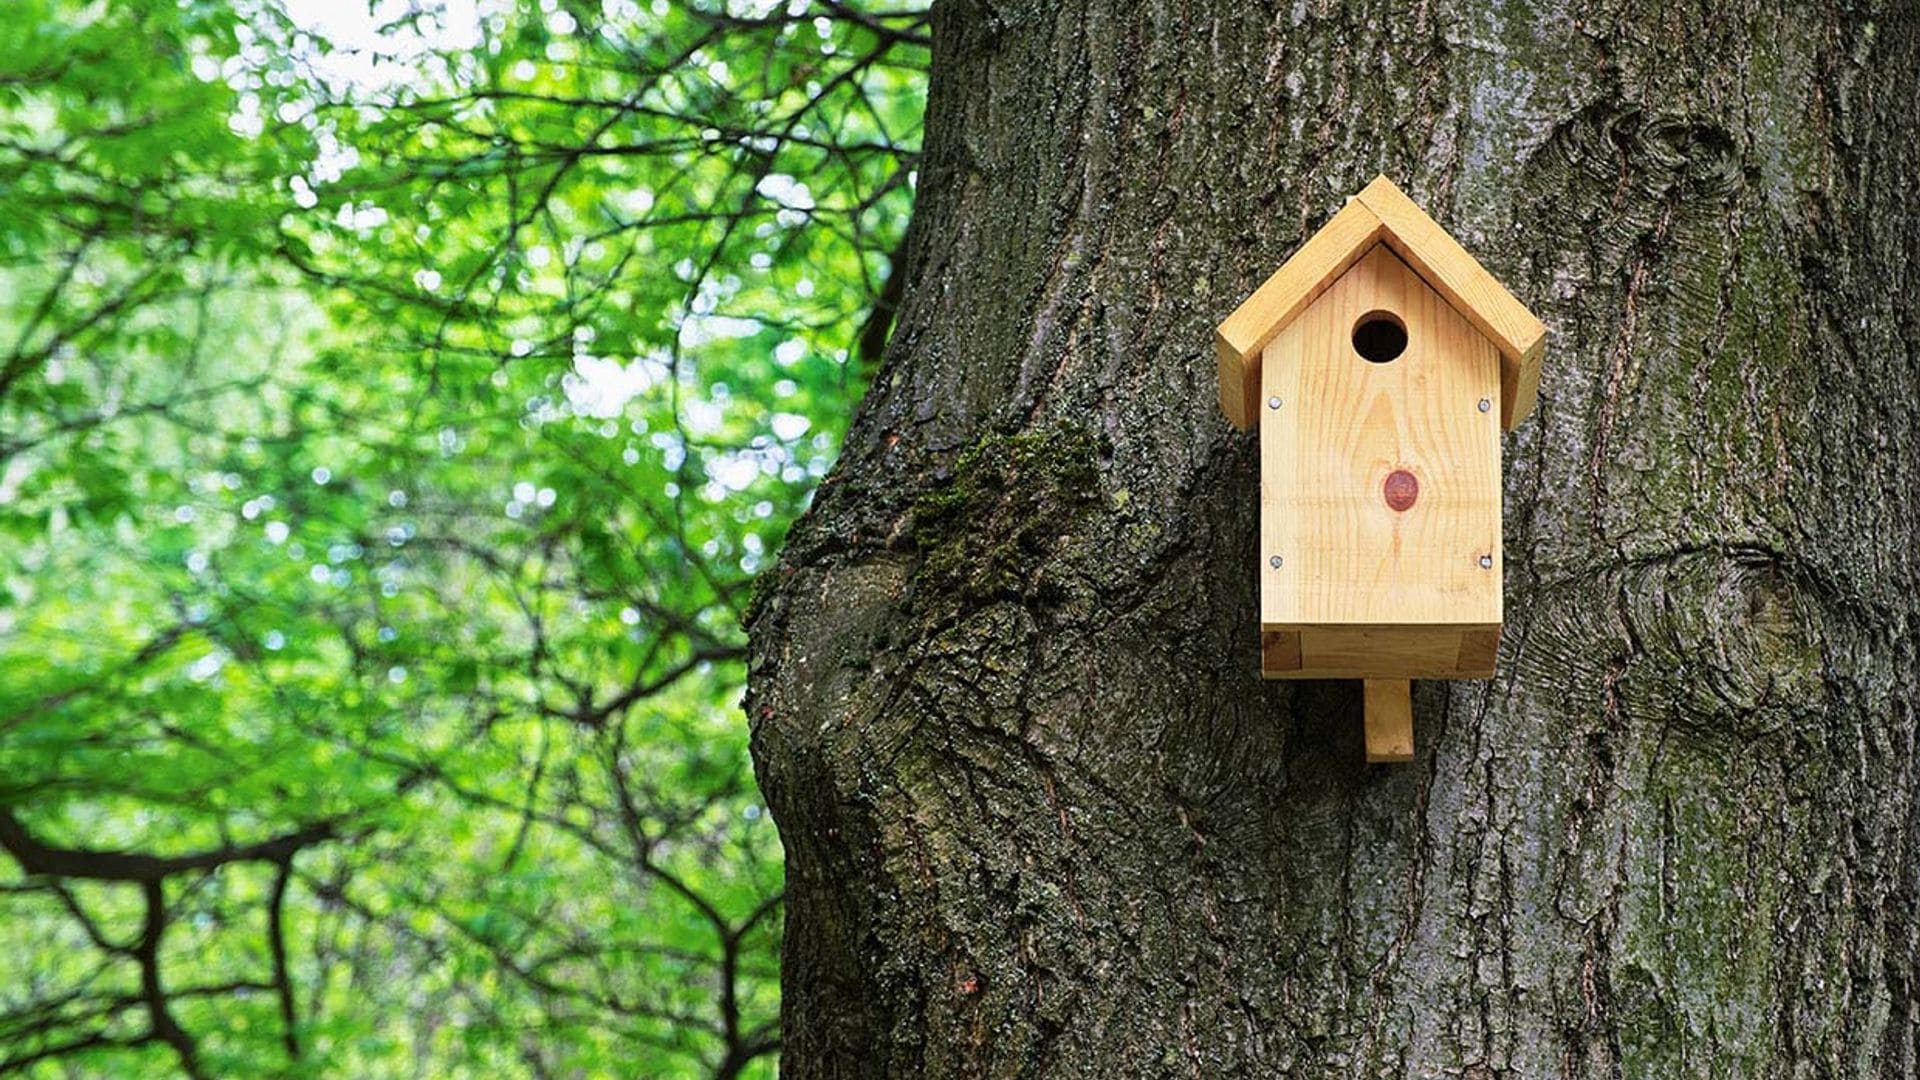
[1215, 176, 1546, 432]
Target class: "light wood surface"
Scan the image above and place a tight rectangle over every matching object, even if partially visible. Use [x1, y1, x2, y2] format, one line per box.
[1354, 176, 1547, 430]
[1228, 180, 1526, 760]
[1215, 176, 1547, 431]
[1260, 244, 1503, 640]
[1363, 679, 1414, 763]
[1215, 198, 1382, 428]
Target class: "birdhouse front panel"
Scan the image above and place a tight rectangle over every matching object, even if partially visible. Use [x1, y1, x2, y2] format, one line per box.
[1258, 244, 1503, 680]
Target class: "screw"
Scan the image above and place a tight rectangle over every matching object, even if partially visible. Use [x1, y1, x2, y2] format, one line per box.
[1268, 396, 1282, 410]
[1269, 555, 1284, 569]
[1477, 398, 1492, 413]
[1478, 554, 1493, 569]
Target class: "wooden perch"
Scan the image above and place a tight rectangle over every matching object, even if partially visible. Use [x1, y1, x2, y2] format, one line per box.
[1363, 680, 1414, 763]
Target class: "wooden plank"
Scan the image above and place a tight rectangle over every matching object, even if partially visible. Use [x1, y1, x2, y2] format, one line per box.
[1261, 624, 1502, 679]
[1455, 627, 1502, 675]
[1217, 348, 1257, 431]
[1504, 332, 1546, 431]
[1260, 244, 1503, 630]
[1355, 176, 1547, 430]
[1302, 626, 1461, 676]
[1363, 680, 1414, 763]
[1260, 630, 1302, 673]
[1215, 198, 1382, 429]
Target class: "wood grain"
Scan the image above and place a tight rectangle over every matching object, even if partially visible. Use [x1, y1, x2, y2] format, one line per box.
[1362, 679, 1415, 763]
[1216, 177, 1546, 432]
[1261, 625, 1499, 679]
[1455, 626, 1502, 673]
[1260, 630, 1302, 673]
[1355, 176, 1548, 430]
[1260, 244, 1503, 635]
[1214, 198, 1382, 428]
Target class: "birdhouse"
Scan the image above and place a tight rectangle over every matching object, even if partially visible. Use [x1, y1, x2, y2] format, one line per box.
[1215, 176, 1546, 763]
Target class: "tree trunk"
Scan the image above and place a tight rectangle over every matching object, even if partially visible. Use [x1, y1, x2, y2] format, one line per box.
[746, 1, 1920, 1075]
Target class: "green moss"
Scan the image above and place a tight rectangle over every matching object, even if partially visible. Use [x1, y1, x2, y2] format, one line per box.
[742, 562, 783, 628]
[910, 424, 1102, 605]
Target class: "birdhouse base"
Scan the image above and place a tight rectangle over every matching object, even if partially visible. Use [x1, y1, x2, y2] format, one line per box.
[1260, 625, 1499, 680]
[1261, 626, 1502, 765]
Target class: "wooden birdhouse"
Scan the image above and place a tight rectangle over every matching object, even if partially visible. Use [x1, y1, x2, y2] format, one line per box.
[1215, 176, 1546, 763]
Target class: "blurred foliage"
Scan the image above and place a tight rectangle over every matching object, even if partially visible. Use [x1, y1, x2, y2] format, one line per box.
[0, 1, 926, 1076]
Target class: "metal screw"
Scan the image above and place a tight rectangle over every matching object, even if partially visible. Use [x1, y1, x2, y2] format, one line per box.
[1268, 396, 1282, 410]
[1477, 398, 1492, 413]
[1269, 555, 1284, 569]
[1478, 554, 1493, 569]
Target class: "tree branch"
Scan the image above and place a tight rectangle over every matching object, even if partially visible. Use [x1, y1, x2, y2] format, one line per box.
[0, 808, 336, 883]
[268, 858, 301, 1062]
[136, 880, 204, 1080]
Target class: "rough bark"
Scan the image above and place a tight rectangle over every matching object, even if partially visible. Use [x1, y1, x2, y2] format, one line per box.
[746, 1, 1920, 1075]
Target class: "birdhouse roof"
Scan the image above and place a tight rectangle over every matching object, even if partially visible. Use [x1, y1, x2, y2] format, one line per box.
[1215, 176, 1547, 432]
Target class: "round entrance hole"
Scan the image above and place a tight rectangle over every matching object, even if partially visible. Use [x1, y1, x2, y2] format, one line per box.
[1352, 311, 1407, 363]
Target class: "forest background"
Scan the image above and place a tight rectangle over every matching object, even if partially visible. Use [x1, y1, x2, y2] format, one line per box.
[0, 2, 927, 1076]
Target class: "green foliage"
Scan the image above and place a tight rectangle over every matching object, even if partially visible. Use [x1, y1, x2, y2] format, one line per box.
[0, 1, 927, 1076]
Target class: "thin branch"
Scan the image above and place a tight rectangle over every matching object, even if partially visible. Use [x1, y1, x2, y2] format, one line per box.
[0, 809, 336, 884]
[136, 880, 204, 1080]
[268, 859, 301, 1062]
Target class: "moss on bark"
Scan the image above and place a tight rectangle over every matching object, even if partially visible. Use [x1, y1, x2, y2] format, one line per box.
[909, 425, 1102, 607]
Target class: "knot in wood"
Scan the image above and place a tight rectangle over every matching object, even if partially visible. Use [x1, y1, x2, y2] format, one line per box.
[1383, 469, 1419, 512]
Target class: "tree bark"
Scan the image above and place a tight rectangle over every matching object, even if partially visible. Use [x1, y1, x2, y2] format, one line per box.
[746, 1, 1920, 1075]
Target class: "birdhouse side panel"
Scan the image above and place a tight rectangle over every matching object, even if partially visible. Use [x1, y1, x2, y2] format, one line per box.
[1259, 244, 1503, 630]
